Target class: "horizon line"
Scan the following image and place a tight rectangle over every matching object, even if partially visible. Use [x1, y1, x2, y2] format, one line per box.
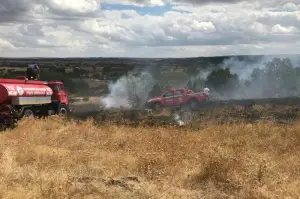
[0, 53, 300, 59]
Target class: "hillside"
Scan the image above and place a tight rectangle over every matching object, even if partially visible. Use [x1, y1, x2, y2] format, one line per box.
[1, 116, 300, 198]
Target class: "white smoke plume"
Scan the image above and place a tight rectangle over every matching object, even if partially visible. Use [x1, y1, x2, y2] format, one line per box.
[214, 55, 300, 99]
[173, 113, 185, 126]
[222, 55, 300, 81]
[221, 56, 269, 80]
[172, 107, 194, 126]
[193, 70, 211, 84]
[100, 70, 156, 109]
[179, 55, 300, 100]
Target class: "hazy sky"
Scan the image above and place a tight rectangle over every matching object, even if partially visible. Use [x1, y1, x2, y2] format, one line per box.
[0, 0, 299, 58]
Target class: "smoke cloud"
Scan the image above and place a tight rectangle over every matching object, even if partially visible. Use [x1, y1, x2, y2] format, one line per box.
[212, 55, 300, 99]
[100, 69, 156, 109]
[221, 56, 267, 80]
[99, 54, 300, 112]
[222, 55, 300, 80]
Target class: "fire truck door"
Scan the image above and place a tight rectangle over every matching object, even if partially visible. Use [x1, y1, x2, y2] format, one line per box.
[162, 90, 174, 106]
[174, 89, 185, 105]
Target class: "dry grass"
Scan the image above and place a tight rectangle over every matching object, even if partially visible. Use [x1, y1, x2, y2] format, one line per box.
[1, 116, 300, 198]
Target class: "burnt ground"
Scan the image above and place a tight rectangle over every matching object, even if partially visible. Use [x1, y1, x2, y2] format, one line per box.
[68, 102, 300, 128]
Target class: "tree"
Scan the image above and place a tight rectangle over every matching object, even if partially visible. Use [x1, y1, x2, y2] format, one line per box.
[251, 68, 264, 82]
[102, 65, 111, 77]
[264, 57, 296, 97]
[205, 67, 239, 95]
[244, 80, 251, 87]
[149, 83, 162, 98]
[247, 57, 297, 98]
[55, 66, 66, 73]
[125, 72, 156, 109]
[122, 62, 135, 76]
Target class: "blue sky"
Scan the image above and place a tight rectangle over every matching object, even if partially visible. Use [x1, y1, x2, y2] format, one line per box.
[101, 2, 190, 16]
[101, 3, 172, 16]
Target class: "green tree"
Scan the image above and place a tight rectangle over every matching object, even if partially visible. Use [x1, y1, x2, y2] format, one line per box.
[264, 57, 297, 97]
[102, 65, 111, 78]
[149, 83, 162, 98]
[205, 67, 239, 95]
[251, 68, 264, 81]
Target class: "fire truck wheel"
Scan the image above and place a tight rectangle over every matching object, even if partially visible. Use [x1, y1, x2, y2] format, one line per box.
[58, 104, 68, 116]
[23, 109, 34, 117]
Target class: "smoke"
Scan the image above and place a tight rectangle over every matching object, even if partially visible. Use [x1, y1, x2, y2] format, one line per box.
[214, 55, 300, 99]
[173, 112, 185, 126]
[222, 55, 300, 81]
[180, 55, 300, 100]
[196, 70, 211, 80]
[189, 70, 211, 83]
[221, 56, 269, 80]
[173, 108, 194, 126]
[183, 69, 211, 93]
[100, 69, 156, 109]
[99, 54, 300, 111]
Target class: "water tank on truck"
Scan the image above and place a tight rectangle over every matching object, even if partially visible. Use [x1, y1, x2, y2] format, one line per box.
[0, 78, 71, 126]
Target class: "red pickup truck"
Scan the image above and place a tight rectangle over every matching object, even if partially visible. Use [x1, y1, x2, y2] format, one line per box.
[146, 88, 210, 110]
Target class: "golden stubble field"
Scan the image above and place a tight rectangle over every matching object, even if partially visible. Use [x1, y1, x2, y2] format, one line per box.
[1, 116, 300, 199]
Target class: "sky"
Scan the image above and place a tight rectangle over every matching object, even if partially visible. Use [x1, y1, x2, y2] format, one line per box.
[0, 0, 299, 58]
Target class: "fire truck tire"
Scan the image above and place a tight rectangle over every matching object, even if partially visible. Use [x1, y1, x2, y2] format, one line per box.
[0, 105, 13, 125]
[58, 104, 68, 116]
[23, 109, 34, 117]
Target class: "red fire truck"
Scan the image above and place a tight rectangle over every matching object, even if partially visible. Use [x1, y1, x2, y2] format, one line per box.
[0, 76, 70, 126]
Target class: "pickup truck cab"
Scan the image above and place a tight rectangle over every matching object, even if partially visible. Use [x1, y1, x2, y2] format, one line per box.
[146, 88, 210, 110]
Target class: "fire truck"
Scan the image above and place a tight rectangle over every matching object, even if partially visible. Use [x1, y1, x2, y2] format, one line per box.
[0, 76, 71, 126]
[146, 88, 209, 110]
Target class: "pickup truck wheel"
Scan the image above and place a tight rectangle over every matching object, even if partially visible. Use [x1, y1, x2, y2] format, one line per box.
[189, 99, 199, 110]
[153, 103, 161, 111]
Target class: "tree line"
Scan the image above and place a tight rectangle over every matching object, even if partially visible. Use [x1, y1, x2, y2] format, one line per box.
[148, 57, 300, 99]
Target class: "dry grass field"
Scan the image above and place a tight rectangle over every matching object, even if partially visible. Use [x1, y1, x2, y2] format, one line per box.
[1, 116, 300, 199]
